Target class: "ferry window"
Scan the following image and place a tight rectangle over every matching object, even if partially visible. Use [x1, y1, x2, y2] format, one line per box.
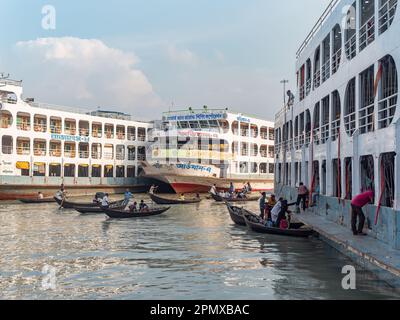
[250, 124, 258, 138]
[78, 165, 89, 177]
[218, 120, 229, 133]
[241, 142, 249, 156]
[64, 119, 76, 135]
[299, 112, 305, 147]
[344, 78, 356, 136]
[138, 128, 146, 141]
[79, 143, 89, 159]
[277, 163, 282, 183]
[345, 2, 357, 60]
[17, 137, 30, 156]
[313, 46, 321, 89]
[50, 117, 62, 134]
[240, 162, 249, 174]
[16, 161, 30, 176]
[232, 142, 238, 155]
[105, 124, 114, 139]
[305, 110, 311, 146]
[299, 64, 305, 101]
[1, 135, 13, 154]
[295, 162, 299, 185]
[127, 166, 136, 178]
[380, 152, 395, 208]
[260, 163, 267, 174]
[313, 102, 320, 145]
[34, 139, 46, 156]
[116, 165, 125, 178]
[64, 164, 75, 177]
[34, 115, 47, 133]
[321, 34, 331, 83]
[128, 146, 136, 161]
[240, 123, 250, 137]
[92, 122, 102, 138]
[0, 110, 13, 129]
[64, 142, 76, 158]
[344, 157, 353, 200]
[269, 163, 274, 174]
[321, 96, 330, 144]
[91, 165, 101, 178]
[332, 158, 342, 198]
[16, 112, 31, 131]
[269, 128, 274, 141]
[306, 59, 312, 96]
[137, 165, 144, 176]
[379, 0, 398, 34]
[311, 161, 320, 196]
[322, 160, 327, 195]
[116, 145, 125, 160]
[250, 162, 258, 174]
[359, 65, 375, 134]
[378, 55, 398, 129]
[104, 144, 114, 160]
[331, 91, 341, 141]
[91, 143, 102, 160]
[33, 163, 45, 177]
[116, 125, 126, 140]
[104, 165, 113, 178]
[359, 0, 375, 52]
[232, 121, 239, 135]
[138, 146, 146, 161]
[49, 164, 61, 177]
[127, 126, 136, 141]
[294, 116, 299, 150]
[49, 140, 61, 157]
[332, 24, 342, 74]
[79, 121, 89, 137]
[360, 155, 375, 195]
[250, 143, 258, 157]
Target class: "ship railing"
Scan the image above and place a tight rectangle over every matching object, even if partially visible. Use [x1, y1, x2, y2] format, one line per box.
[299, 133, 305, 147]
[79, 151, 90, 159]
[0, 97, 17, 104]
[305, 132, 311, 147]
[260, 133, 268, 139]
[1, 119, 12, 128]
[116, 154, 125, 161]
[331, 48, 341, 74]
[359, 15, 375, 52]
[344, 111, 357, 136]
[299, 84, 305, 101]
[294, 136, 300, 150]
[105, 132, 114, 139]
[16, 123, 31, 131]
[64, 128, 77, 135]
[128, 154, 136, 161]
[91, 151, 101, 159]
[379, 0, 398, 34]
[137, 154, 146, 161]
[313, 70, 321, 89]
[16, 147, 31, 156]
[2, 146, 13, 154]
[64, 151, 76, 158]
[321, 123, 330, 143]
[305, 79, 312, 96]
[34, 124, 47, 132]
[79, 129, 90, 137]
[378, 93, 398, 129]
[92, 131, 102, 138]
[0, 79, 22, 87]
[103, 153, 114, 160]
[34, 148, 46, 156]
[50, 125, 62, 134]
[359, 102, 375, 133]
[296, 0, 341, 58]
[321, 59, 331, 83]
[313, 128, 321, 145]
[345, 34, 357, 60]
[49, 149, 62, 157]
[331, 118, 341, 141]
[28, 101, 93, 116]
[138, 135, 146, 142]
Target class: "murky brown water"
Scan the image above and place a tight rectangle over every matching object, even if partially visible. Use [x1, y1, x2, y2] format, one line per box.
[0, 195, 398, 299]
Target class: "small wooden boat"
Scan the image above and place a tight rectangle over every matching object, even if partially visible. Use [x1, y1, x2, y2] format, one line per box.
[54, 195, 124, 209]
[211, 193, 259, 203]
[74, 200, 127, 214]
[226, 203, 246, 226]
[243, 211, 314, 238]
[18, 198, 56, 204]
[102, 206, 170, 219]
[149, 193, 201, 205]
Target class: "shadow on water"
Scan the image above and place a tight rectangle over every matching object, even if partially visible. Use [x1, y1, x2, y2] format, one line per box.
[0, 196, 399, 299]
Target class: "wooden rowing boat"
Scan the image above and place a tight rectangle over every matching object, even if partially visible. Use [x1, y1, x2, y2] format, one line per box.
[18, 198, 55, 204]
[74, 200, 127, 214]
[54, 195, 124, 209]
[149, 193, 201, 205]
[211, 193, 259, 203]
[102, 206, 171, 219]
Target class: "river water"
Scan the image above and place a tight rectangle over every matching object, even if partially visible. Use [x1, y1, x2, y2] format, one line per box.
[0, 195, 398, 300]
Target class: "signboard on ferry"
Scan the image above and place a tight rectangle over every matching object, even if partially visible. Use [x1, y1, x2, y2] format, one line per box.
[166, 112, 226, 122]
[51, 134, 90, 143]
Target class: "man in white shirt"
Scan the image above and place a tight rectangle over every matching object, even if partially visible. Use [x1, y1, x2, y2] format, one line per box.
[210, 184, 217, 195]
[270, 198, 283, 224]
[101, 193, 110, 208]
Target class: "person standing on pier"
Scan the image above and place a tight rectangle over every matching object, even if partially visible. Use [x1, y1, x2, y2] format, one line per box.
[351, 190, 374, 236]
[296, 182, 308, 212]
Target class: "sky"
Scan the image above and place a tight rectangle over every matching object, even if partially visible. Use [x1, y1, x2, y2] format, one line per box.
[0, 0, 331, 121]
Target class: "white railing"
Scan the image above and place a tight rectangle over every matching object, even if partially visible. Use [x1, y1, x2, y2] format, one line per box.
[305, 78, 312, 96]
[313, 128, 320, 145]
[49, 149, 62, 157]
[127, 133, 136, 141]
[116, 153, 125, 160]
[321, 123, 330, 143]
[359, 15, 375, 51]
[91, 151, 101, 159]
[16, 123, 31, 131]
[294, 136, 300, 150]
[331, 119, 340, 141]
[305, 132, 311, 146]
[0, 79, 22, 87]
[34, 124, 47, 132]
[64, 151, 76, 158]
[299, 84, 305, 101]
[17, 147, 30, 156]
[359, 103, 375, 134]
[79, 151, 89, 159]
[0, 97, 17, 104]
[128, 154, 136, 161]
[50, 125, 62, 134]
[344, 111, 356, 136]
[379, 0, 398, 34]
[331, 48, 341, 74]
[313, 70, 321, 89]
[321, 59, 330, 83]
[103, 152, 114, 160]
[1, 119, 12, 128]
[2, 146, 13, 154]
[378, 93, 398, 128]
[34, 148, 46, 156]
[345, 34, 357, 60]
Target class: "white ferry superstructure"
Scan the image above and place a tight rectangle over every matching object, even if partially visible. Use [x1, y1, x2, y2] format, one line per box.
[274, 0, 400, 249]
[0, 77, 154, 200]
[142, 108, 275, 193]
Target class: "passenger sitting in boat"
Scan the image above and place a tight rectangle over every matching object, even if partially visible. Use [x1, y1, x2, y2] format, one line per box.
[149, 185, 158, 194]
[265, 194, 277, 221]
[129, 202, 138, 212]
[273, 200, 293, 229]
[271, 198, 283, 226]
[247, 182, 252, 192]
[124, 189, 133, 201]
[139, 200, 149, 212]
[37, 192, 44, 199]
[101, 193, 110, 208]
[210, 184, 217, 195]
[179, 194, 185, 201]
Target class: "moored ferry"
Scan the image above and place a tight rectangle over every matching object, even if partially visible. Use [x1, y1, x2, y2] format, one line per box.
[142, 108, 275, 193]
[0, 75, 154, 200]
[274, 0, 400, 250]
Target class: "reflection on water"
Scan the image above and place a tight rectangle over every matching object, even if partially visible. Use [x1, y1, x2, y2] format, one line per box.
[0, 195, 398, 300]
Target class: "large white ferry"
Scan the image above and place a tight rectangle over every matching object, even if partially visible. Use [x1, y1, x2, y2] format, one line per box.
[142, 108, 275, 193]
[0, 75, 154, 200]
[274, 0, 400, 249]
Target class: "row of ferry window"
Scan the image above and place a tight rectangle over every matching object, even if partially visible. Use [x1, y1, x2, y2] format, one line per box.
[276, 152, 395, 209]
[0, 111, 149, 141]
[176, 120, 275, 140]
[236, 162, 274, 174]
[0, 135, 147, 160]
[15, 162, 143, 179]
[276, 54, 398, 151]
[297, 0, 398, 101]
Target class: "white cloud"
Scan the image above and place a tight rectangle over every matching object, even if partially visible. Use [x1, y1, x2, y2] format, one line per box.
[166, 44, 198, 66]
[14, 37, 163, 119]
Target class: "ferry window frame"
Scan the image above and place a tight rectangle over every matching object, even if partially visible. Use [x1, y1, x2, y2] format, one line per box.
[345, 1, 357, 60]
[0, 110, 13, 129]
[332, 24, 342, 75]
[379, 0, 398, 34]
[344, 77, 357, 136]
[359, 0, 376, 52]
[1, 135, 13, 154]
